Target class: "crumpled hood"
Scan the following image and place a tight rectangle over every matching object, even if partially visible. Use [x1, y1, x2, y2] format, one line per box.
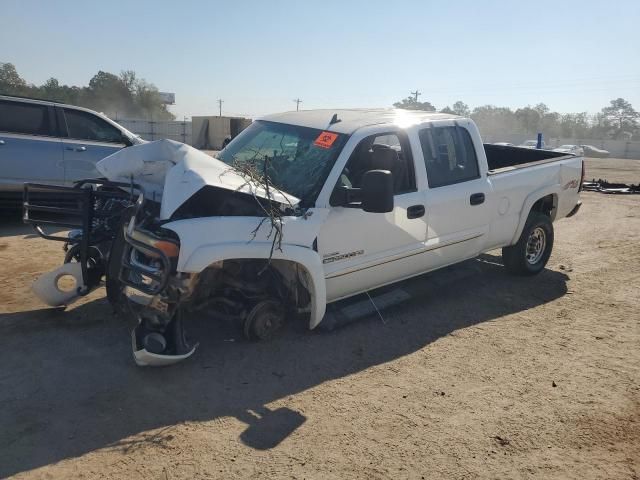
[96, 139, 299, 220]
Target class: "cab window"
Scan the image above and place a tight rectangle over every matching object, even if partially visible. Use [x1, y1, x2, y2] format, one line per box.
[63, 108, 123, 143]
[337, 132, 415, 194]
[419, 126, 480, 188]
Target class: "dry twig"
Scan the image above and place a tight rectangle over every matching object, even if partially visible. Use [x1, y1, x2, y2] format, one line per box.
[223, 157, 289, 272]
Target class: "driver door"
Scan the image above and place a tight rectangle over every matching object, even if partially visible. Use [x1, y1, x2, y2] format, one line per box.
[317, 131, 428, 302]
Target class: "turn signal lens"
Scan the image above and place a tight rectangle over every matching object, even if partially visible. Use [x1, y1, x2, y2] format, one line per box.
[152, 240, 180, 258]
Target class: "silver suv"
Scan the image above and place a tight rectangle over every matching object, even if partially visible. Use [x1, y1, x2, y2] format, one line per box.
[0, 95, 143, 207]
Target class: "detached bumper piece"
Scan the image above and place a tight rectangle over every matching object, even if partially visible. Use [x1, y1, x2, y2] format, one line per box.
[131, 309, 198, 367]
[31, 262, 85, 307]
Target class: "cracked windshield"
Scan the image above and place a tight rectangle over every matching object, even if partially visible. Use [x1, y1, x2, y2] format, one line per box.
[217, 120, 347, 205]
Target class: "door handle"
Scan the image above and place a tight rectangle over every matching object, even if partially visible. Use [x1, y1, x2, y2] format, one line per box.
[407, 204, 425, 219]
[470, 193, 485, 205]
[66, 146, 87, 152]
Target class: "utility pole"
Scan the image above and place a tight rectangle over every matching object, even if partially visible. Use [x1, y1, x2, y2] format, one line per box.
[410, 90, 421, 102]
[293, 98, 302, 111]
[217, 99, 223, 117]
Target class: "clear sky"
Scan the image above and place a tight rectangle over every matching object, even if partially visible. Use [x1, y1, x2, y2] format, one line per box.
[1, 0, 639, 119]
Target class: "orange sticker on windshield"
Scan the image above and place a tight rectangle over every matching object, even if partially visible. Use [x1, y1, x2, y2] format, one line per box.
[314, 131, 339, 149]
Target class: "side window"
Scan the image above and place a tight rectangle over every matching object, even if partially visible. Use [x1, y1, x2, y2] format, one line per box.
[63, 109, 123, 144]
[0, 101, 51, 136]
[419, 126, 480, 188]
[337, 132, 415, 194]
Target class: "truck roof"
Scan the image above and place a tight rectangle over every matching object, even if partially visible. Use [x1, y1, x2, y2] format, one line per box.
[260, 108, 460, 134]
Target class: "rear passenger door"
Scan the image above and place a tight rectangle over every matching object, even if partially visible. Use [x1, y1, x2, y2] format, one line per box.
[0, 100, 64, 190]
[419, 124, 492, 261]
[59, 108, 127, 184]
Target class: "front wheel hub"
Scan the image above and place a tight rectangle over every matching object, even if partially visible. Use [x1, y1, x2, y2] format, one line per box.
[243, 300, 285, 341]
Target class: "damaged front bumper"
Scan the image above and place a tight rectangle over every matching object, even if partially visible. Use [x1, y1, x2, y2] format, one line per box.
[121, 212, 198, 367]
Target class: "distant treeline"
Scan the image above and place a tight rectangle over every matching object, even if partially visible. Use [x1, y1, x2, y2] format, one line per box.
[395, 97, 640, 140]
[0, 62, 174, 120]
[2, 60, 638, 139]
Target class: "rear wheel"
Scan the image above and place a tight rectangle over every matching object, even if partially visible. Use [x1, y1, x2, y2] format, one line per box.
[502, 212, 554, 276]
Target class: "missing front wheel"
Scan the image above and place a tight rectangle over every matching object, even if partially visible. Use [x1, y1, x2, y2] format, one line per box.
[243, 299, 285, 341]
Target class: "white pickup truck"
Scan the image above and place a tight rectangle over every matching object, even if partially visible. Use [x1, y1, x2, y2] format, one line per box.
[25, 109, 584, 366]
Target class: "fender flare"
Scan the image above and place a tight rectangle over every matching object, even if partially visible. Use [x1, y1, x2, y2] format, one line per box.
[511, 185, 560, 245]
[180, 242, 327, 330]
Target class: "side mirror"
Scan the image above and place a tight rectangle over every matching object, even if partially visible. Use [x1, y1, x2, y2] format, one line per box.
[361, 170, 394, 213]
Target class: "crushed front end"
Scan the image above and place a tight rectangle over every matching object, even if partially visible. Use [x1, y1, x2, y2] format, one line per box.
[120, 199, 199, 366]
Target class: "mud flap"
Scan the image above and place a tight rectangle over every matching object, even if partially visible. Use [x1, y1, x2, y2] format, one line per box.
[31, 262, 87, 307]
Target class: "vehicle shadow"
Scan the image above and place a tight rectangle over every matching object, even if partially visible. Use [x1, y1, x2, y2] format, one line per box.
[0, 254, 568, 477]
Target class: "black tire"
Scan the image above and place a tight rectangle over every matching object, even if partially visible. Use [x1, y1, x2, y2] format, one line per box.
[502, 212, 554, 276]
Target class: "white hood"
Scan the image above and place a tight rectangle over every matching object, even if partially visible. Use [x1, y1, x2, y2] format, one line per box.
[96, 139, 299, 220]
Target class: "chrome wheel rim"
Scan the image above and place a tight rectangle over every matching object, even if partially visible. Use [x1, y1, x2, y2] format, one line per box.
[525, 227, 546, 265]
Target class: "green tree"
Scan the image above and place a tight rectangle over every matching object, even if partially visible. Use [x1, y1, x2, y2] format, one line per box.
[442, 101, 470, 116]
[0, 62, 27, 94]
[133, 78, 174, 120]
[393, 96, 436, 111]
[0, 62, 174, 120]
[540, 111, 561, 138]
[119, 70, 138, 95]
[602, 98, 638, 131]
[471, 105, 522, 136]
[86, 71, 134, 114]
[514, 106, 541, 134]
[452, 101, 470, 117]
[533, 103, 550, 117]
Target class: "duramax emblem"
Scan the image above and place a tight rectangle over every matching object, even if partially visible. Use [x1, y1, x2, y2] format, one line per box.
[322, 250, 364, 264]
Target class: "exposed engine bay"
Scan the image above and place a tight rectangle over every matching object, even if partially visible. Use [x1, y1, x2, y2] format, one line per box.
[120, 197, 313, 367]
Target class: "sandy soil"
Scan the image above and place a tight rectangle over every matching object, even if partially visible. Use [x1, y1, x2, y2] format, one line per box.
[0, 159, 638, 479]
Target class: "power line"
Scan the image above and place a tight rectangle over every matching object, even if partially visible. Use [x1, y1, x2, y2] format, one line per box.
[293, 98, 302, 111]
[410, 90, 421, 102]
[217, 99, 223, 117]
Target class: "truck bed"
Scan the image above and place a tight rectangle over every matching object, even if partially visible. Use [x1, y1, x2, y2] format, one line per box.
[484, 144, 568, 173]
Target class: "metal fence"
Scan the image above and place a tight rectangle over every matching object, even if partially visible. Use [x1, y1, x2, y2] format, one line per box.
[111, 118, 193, 145]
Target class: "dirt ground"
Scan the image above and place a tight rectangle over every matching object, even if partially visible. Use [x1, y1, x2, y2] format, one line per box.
[584, 157, 640, 184]
[0, 158, 638, 479]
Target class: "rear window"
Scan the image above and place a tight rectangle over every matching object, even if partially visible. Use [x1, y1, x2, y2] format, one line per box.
[419, 126, 480, 188]
[0, 100, 51, 136]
